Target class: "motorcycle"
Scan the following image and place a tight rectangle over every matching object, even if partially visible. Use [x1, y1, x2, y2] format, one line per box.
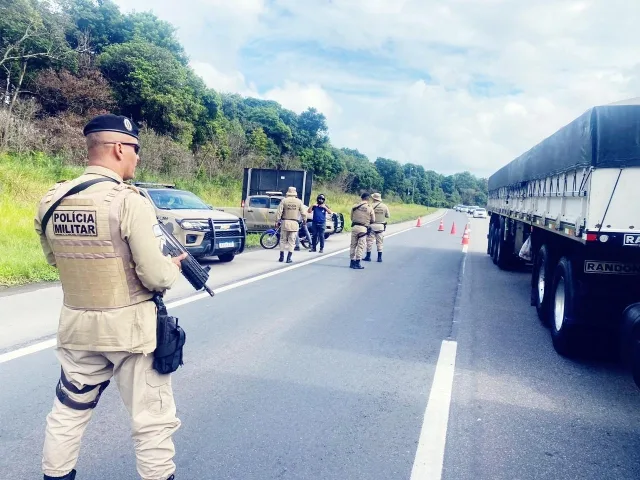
[260, 221, 311, 250]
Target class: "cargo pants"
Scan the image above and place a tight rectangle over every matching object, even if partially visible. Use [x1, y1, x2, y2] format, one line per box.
[42, 348, 180, 480]
[350, 226, 368, 260]
[366, 224, 385, 253]
[279, 230, 297, 253]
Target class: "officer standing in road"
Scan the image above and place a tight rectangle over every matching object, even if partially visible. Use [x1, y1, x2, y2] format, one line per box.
[276, 186, 306, 263]
[364, 192, 390, 263]
[34, 114, 186, 480]
[308, 193, 333, 253]
[350, 192, 375, 269]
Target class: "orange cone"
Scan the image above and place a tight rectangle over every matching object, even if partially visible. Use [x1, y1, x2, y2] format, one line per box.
[438, 219, 444, 231]
[450, 222, 456, 235]
[461, 224, 470, 245]
[416, 217, 422, 227]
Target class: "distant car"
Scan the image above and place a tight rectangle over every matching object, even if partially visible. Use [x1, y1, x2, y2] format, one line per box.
[472, 208, 488, 218]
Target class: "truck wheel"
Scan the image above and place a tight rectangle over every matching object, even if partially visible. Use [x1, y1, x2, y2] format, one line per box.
[493, 221, 512, 270]
[550, 256, 580, 356]
[532, 245, 553, 326]
[491, 227, 500, 265]
[487, 223, 494, 255]
[218, 252, 235, 263]
[620, 304, 640, 389]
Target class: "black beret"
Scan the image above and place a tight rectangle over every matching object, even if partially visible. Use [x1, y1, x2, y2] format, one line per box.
[83, 114, 139, 139]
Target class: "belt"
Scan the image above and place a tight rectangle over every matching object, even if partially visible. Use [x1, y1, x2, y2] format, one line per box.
[351, 222, 368, 227]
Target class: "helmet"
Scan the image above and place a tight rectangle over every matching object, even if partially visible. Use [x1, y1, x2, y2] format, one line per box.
[317, 194, 325, 203]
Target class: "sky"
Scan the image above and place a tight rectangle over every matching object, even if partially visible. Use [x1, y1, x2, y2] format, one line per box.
[113, 0, 639, 179]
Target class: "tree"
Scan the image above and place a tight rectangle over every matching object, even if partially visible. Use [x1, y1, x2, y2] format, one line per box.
[0, 0, 72, 148]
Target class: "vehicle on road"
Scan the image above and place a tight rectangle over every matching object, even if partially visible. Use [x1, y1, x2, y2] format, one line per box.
[472, 208, 487, 218]
[259, 221, 311, 250]
[217, 168, 344, 237]
[485, 99, 640, 388]
[135, 182, 247, 263]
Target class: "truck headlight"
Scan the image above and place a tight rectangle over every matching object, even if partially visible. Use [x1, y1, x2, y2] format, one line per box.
[180, 221, 195, 230]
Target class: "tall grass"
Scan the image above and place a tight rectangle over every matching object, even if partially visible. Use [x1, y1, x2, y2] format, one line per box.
[0, 153, 435, 286]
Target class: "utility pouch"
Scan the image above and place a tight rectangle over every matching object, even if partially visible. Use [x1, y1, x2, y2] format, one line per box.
[152, 294, 186, 375]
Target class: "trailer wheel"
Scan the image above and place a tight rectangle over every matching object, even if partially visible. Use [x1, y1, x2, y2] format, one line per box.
[493, 219, 512, 270]
[487, 223, 494, 255]
[532, 244, 553, 326]
[550, 256, 580, 356]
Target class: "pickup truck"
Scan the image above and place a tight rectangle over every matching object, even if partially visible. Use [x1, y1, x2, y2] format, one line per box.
[134, 182, 247, 262]
[218, 191, 344, 238]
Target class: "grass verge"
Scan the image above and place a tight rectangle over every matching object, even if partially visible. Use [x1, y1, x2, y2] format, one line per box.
[0, 153, 435, 287]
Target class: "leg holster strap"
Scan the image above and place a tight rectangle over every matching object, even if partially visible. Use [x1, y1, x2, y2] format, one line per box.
[56, 368, 110, 410]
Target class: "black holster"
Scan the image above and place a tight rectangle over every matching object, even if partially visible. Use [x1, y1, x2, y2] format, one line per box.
[152, 294, 186, 375]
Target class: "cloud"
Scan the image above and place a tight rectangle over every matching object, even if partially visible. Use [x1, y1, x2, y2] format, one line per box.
[113, 0, 640, 177]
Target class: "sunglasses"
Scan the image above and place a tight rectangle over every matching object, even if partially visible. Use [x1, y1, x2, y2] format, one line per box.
[103, 142, 140, 154]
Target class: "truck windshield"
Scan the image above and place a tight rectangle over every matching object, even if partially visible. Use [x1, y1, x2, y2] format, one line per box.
[147, 189, 209, 210]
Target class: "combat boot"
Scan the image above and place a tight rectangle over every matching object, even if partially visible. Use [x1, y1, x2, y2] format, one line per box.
[377, 252, 382, 262]
[286, 252, 293, 263]
[353, 260, 365, 269]
[279, 251, 284, 262]
[44, 470, 76, 480]
[363, 252, 371, 261]
[349, 260, 355, 268]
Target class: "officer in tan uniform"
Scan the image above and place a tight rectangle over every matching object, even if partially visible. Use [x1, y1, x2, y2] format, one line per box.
[34, 114, 186, 480]
[364, 192, 390, 263]
[276, 186, 305, 264]
[350, 192, 375, 269]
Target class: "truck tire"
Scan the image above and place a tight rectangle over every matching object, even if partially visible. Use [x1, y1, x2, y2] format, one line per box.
[218, 252, 235, 263]
[493, 219, 512, 270]
[549, 256, 580, 356]
[620, 304, 640, 389]
[532, 244, 553, 326]
[491, 227, 500, 265]
[487, 223, 494, 255]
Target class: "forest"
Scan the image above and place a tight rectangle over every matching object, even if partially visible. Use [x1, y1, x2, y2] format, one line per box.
[0, 0, 488, 208]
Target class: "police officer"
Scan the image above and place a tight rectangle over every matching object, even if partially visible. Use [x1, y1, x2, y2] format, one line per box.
[350, 192, 375, 269]
[364, 192, 390, 263]
[34, 114, 186, 480]
[276, 186, 306, 263]
[307, 193, 333, 253]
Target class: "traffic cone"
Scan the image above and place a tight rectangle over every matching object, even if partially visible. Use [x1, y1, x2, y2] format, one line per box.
[438, 219, 444, 231]
[416, 217, 422, 227]
[461, 224, 470, 245]
[450, 222, 456, 235]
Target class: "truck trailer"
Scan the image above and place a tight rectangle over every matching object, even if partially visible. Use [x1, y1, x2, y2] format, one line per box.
[485, 99, 640, 387]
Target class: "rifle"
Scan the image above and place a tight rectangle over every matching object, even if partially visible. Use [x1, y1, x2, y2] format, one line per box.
[156, 221, 215, 297]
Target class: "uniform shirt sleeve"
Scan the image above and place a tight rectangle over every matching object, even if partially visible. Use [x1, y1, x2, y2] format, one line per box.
[385, 205, 390, 219]
[369, 206, 376, 223]
[120, 192, 180, 291]
[276, 201, 284, 222]
[34, 210, 56, 267]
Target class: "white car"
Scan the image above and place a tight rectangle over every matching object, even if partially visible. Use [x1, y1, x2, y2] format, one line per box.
[472, 208, 488, 218]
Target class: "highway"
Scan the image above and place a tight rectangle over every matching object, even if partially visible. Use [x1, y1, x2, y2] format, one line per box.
[1, 211, 639, 479]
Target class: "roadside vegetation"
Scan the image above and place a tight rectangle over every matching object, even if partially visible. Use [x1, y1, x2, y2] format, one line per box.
[0, 153, 433, 286]
[0, 0, 468, 286]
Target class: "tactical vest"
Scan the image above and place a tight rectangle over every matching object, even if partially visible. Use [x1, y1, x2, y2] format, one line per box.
[282, 197, 301, 220]
[351, 202, 372, 227]
[40, 181, 154, 310]
[372, 202, 387, 224]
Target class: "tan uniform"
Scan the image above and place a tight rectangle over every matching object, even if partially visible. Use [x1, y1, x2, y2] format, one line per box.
[35, 165, 181, 480]
[367, 201, 390, 253]
[276, 194, 305, 253]
[350, 201, 375, 260]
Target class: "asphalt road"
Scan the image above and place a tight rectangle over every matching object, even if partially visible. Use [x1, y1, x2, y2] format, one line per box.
[1, 211, 639, 479]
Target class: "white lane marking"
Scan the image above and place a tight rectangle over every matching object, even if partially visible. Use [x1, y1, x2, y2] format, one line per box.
[0, 212, 448, 364]
[410, 339, 458, 480]
[0, 338, 57, 365]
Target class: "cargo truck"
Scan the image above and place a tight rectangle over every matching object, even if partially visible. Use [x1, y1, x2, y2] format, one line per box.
[485, 99, 640, 388]
[217, 168, 344, 236]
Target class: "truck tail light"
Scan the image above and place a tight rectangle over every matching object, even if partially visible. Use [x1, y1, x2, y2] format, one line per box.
[586, 233, 598, 242]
